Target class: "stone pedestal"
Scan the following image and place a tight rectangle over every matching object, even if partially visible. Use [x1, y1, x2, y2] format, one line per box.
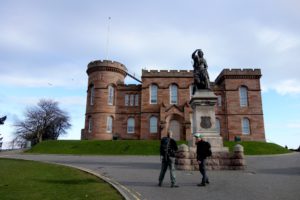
[175, 144, 246, 170]
[189, 89, 228, 152]
[175, 89, 246, 170]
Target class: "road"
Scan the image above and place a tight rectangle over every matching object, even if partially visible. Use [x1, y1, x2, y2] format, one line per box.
[1, 152, 299, 200]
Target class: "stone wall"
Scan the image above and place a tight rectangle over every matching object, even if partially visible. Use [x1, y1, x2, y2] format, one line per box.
[175, 144, 246, 170]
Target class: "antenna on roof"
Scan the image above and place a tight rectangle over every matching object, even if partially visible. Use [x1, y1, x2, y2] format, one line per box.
[105, 17, 111, 61]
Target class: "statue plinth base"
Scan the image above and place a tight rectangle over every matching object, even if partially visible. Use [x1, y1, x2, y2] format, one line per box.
[189, 89, 227, 151]
[175, 89, 245, 170]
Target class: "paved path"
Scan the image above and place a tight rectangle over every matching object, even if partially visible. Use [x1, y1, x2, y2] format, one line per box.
[1, 152, 299, 200]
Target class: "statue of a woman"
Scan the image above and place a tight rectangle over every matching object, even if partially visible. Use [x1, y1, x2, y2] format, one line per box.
[192, 49, 210, 94]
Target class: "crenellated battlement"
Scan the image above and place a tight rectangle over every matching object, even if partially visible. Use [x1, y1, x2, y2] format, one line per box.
[87, 60, 127, 76]
[221, 68, 261, 75]
[88, 60, 127, 70]
[215, 68, 262, 84]
[142, 69, 193, 78]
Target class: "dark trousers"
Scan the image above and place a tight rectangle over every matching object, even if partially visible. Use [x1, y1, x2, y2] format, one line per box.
[159, 157, 176, 185]
[199, 159, 208, 184]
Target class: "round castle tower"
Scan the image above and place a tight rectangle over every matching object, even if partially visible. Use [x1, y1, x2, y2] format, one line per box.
[82, 60, 127, 140]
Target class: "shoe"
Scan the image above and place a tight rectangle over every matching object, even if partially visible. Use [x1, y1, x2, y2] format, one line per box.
[197, 183, 206, 187]
[171, 184, 179, 188]
[158, 182, 162, 187]
[206, 180, 210, 184]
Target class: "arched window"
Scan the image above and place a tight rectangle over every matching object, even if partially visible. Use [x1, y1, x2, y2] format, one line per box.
[130, 94, 134, 106]
[189, 84, 194, 99]
[88, 116, 92, 133]
[240, 86, 248, 107]
[242, 118, 250, 135]
[90, 85, 94, 106]
[150, 116, 158, 133]
[127, 117, 135, 133]
[216, 118, 221, 134]
[135, 94, 139, 106]
[217, 95, 222, 107]
[150, 84, 158, 104]
[170, 84, 178, 104]
[106, 116, 113, 133]
[108, 85, 114, 105]
[125, 94, 129, 106]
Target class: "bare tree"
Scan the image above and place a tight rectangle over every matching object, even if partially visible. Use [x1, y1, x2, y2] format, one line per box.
[0, 116, 7, 150]
[14, 99, 71, 144]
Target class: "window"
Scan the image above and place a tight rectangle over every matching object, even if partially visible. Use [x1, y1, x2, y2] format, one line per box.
[130, 94, 134, 106]
[88, 116, 92, 133]
[150, 84, 158, 104]
[108, 85, 114, 105]
[170, 84, 178, 104]
[242, 118, 250, 135]
[216, 118, 221, 134]
[127, 118, 135, 133]
[125, 94, 129, 106]
[90, 85, 94, 106]
[240, 86, 248, 107]
[106, 116, 113, 133]
[189, 84, 194, 99]
[217, 95, 222, 107]
[135, 94, 139, 106]
[190, 113, 193, 134]
[150, 116, 158, 133]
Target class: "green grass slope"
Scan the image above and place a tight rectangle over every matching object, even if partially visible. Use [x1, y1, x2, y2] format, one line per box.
[224, 141, 291, 155]
[26, 140, 291, 155]
[0, 158, 123, 200]
[26, 140, 187, 155]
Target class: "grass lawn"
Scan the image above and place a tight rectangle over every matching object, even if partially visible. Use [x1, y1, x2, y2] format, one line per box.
[26, 140, 187, 155]
[26, 140, 291, 156]
[0, 158, 123, 200]
[224, 141, 291, 155]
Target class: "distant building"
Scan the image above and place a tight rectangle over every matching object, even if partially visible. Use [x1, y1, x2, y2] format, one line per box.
[81, 60, 265, 141]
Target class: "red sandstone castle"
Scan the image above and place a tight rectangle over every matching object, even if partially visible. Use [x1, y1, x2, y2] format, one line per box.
[81, 60, 265, 142]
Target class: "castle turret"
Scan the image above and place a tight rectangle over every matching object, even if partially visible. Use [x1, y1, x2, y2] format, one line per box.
[81, 60, 127, 140]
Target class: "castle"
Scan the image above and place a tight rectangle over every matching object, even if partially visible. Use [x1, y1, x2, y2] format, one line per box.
[81, 60, 265, 142]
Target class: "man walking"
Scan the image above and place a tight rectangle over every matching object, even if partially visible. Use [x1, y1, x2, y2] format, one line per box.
[195, 133, 212, 186]
[158, 130, 179, 187]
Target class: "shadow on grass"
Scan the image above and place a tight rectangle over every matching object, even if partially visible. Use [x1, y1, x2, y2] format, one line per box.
[31, 178, 100, 185]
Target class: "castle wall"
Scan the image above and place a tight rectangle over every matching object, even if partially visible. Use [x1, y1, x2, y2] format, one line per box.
[217, 69, 265, 141]
[82, 60, 127, 140]
[114, 84, 141, 139]
[82, 64, 266, 142]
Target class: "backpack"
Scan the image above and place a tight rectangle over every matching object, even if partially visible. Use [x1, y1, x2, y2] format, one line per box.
[206, 142, 212, 157]
[160, 137, 174, 159]
[207, 148, 212, 157]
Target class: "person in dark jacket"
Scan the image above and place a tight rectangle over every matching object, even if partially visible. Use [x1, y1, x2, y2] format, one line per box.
[195, 133, 211, 186]
[158, 130, 179, 187]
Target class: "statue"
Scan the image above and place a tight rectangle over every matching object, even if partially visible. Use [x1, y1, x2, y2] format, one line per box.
[0, 116, 6, 125]
[192, 49, 210, 94]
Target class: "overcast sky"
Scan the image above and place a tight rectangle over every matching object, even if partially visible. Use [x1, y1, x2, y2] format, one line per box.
[1, 0, 299, 149]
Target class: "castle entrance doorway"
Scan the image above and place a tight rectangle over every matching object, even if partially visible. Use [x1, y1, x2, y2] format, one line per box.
[169, 120, 181, 141]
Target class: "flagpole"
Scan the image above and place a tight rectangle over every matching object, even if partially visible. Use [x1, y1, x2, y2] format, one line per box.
[105, 17, 111, 61]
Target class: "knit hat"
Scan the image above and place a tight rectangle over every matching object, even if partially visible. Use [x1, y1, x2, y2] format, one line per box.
[194, 133, 203, 138]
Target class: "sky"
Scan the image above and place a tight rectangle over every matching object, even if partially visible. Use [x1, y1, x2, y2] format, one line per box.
[0, 0, 300, 149]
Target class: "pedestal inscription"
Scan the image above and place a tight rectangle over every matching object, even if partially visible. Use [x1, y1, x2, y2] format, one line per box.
[200, 116, 212, 129]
